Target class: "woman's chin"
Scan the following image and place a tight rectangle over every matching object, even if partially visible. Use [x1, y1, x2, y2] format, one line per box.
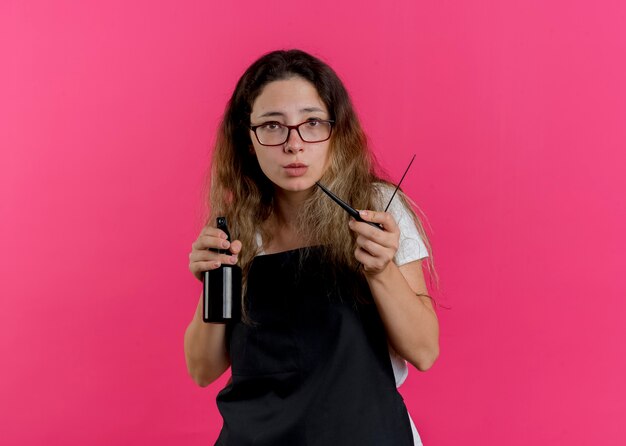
[275, 178, 318, 194]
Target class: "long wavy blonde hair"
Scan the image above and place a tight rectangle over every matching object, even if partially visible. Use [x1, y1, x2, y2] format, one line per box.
[206, 50, 436, 315]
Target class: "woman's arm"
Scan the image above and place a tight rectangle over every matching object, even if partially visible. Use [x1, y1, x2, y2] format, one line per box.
[185, 225, 242, 387]
[366, 259, 439, 371]
[349, 210, 439, 371]
[184, 293, 231, 387]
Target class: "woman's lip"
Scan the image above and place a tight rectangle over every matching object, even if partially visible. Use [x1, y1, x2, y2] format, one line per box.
[284, 163, 307, 168]
[284, 166, 308, 177]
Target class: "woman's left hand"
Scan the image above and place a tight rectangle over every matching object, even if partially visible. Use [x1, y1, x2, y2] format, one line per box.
[348, 210, 400, 276]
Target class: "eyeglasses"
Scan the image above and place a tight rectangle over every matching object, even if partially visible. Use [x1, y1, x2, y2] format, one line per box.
[249, 119, 334, 146]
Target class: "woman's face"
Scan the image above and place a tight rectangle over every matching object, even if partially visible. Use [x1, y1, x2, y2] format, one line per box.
[249, 76, 332, 195]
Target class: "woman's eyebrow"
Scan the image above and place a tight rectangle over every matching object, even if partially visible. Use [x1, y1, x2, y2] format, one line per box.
[300, 107, 325, 113]
[257, 107, 326, 118]
[257, 111, 285, 118]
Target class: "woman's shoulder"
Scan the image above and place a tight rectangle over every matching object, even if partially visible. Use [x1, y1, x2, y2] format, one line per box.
[370, 181, 411, 208]
[371, 180, 395, 199]
[371, 181, 429, 264]
[370, 181, 413, 222]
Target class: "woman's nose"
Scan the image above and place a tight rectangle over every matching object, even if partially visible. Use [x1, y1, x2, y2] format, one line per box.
[284, 128, 304, 153]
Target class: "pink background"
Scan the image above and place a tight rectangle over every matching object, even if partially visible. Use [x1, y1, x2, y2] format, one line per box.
[2, 0, 625, 445]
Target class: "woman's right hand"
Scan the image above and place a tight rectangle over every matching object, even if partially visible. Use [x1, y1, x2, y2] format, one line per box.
[189, 225, 242, 282]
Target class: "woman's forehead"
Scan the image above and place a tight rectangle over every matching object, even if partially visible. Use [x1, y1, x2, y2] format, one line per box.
[251, 77, 328, 118]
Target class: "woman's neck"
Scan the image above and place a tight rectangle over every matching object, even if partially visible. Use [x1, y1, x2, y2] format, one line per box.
[262, 188, 313, 254]
[273, 188, 312, 228]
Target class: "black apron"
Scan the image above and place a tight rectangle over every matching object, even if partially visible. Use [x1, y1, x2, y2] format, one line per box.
[215, 247, 414, 445]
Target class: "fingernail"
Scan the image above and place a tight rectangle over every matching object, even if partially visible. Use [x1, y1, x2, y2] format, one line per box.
[214, 262, 221, 268]
[359, 210, 368, 217]
[222, 240, 230, 249]
[230, 255, 238, 264]
[219, 232, 228, 239]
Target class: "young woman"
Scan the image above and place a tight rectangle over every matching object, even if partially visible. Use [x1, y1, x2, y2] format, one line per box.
[185, 49, 439, 445]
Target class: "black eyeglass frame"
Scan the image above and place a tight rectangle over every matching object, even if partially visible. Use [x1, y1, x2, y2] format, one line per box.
[249, 119, 335, 146]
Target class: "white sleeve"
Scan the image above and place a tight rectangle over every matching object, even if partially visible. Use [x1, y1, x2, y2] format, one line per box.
[374, 185, 429, 266]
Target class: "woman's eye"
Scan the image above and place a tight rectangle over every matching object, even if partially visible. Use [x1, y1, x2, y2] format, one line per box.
[306, 119, 321, 127]
[262, 122, 282, 131]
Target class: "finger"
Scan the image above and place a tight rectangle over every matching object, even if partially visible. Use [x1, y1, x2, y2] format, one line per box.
[229, 240, 243, 255]
[189, 260, 224, 277]
[220, 253, 239, 265]
[192, 235, 231, 251]
[353, 246, 387, 272]
[190, 250, 238, 265]
[357, 210, 399, 232]
[201, 226, 229, 239]
[354, 234, 394, 260]
[353, 246, 369, 265]
[349, 219, 399, 250]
